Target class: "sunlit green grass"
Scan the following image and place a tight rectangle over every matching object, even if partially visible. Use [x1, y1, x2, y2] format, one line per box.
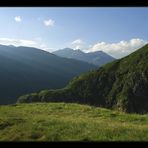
[0, 103, 148, 141]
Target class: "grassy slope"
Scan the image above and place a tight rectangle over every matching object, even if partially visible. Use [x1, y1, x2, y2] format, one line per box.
[17, 44, 148, 113]
[0, 103, 148, 141]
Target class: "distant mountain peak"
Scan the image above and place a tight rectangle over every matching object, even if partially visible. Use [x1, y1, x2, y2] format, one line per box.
[59, 48, 74, 51]
[8, 45, 16, 48]
[75, 49, 84, 53]
[53, 48, 115, 66]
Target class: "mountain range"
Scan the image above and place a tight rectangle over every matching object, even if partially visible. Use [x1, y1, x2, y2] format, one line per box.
[52, 48, 115, 66]
[18, 44, 148, 113]
[0, 44, 97, 104]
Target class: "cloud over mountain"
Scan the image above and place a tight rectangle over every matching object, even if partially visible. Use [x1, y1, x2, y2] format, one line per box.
[71, 39, 84, 49]
[87, 38, 147, 58]
[0, 38, 36, 47]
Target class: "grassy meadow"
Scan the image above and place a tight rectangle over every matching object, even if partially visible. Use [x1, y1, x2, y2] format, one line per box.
[0, 103, 148, 141]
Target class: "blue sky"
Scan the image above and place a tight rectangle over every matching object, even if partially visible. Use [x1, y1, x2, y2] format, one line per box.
[0, 7, 148, 58]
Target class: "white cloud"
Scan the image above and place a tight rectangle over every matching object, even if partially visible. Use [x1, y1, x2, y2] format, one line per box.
[0, 38, 36, 47]
[71, 39, 84, 50]
[14, 16, 22, 22]
[87, 38, 147, 58]
[71, 39, 83, 45]
[0, 38, 53, 52]
[44, 19, 55, 27]
[75, 45, 81, 49]
[1, 37, 147, 58]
